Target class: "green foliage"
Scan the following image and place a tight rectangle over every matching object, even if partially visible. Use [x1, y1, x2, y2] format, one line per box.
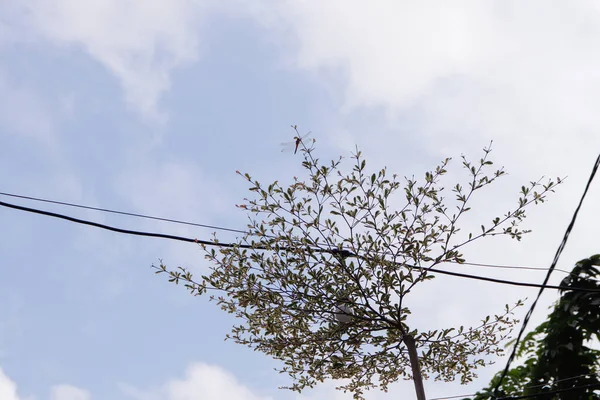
[470, 255, 600, 400]
[156, 132, 562, 399]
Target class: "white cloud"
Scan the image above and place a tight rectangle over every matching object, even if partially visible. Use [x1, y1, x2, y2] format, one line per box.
[17, 0, 214, 122]
[248, 1, 600, 157]
[0, 368, 19, 400]
[272, 1, 493, 108]
[50, 385, 91, 400]
[0, 369, 91, 400]
[122, 363, 272, 400]
[166, 363, 271, 400]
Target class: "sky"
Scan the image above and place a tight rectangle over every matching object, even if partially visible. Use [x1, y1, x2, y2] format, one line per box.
[1, 1, 600, 399]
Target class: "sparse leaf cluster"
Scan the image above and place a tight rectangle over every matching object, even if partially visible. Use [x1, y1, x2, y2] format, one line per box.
[156, 133, 562, 399]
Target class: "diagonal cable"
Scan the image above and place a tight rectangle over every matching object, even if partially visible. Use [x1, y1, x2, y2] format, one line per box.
[492, 153, 600, 397]
[2, 198, 600, 293]
[0, 191, 247, 234]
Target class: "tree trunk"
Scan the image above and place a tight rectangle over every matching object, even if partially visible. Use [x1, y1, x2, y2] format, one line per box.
[403, 334, 426, 400]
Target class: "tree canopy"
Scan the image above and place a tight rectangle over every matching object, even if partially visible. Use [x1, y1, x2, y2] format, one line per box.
[157, 132, 562, 399]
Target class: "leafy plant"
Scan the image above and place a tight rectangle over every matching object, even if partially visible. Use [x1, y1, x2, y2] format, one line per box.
[156, 129, 562, 399]
[470, 255, 600, 400]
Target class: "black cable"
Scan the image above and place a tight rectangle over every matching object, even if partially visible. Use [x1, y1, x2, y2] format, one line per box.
[0, 199, 237, 247]
[0, 191, 247, 235]
[2, 198, 600, 293]
[0, 190, 574, 276]
[422, 266, 595, 291]
[492, 153, 600, 397]
[429, 393, 477, 400]
[522, 372, 600, 391]
[455, 261, 572, 275]
[432, 382, 600, 400]
[496, 382, 600, 400]
[430, 372, 600, 400]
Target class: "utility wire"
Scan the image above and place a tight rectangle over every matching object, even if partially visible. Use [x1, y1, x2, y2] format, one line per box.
[0, 190, 574, 276]
[432, 383, 600, 400]
[429, 393, 476, 400]
[430, 372, 600, 400]
[456, 261, 572, 275]
[416, 266, 589, 291]
[523, 372, 600, 391]
[496, 382, 600, 400]
[0, 199, 229, 247]
[0, 191, 248, 235]
[492, 153, 600, 397]
[2, 198, 599, 294]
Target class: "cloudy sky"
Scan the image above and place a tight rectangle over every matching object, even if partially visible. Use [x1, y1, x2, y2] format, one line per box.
[1, 1, 600, 399]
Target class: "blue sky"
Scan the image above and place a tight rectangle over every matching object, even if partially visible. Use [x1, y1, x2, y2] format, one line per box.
[1, 1, 600, 399]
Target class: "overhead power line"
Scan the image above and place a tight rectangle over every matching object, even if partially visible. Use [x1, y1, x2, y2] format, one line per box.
[0, 198, 229, 247]
[496, 382, 600, 400]
[0, 189, 575, 276]
[1, 198, 598, 294]
[457, 261, 572, 275]
[430, 372, 600, 400]
[492, 153, 600, 397]
[0, 191, 248, 235]
[429, 393, 476, 400]
[432, 382, 600, 400]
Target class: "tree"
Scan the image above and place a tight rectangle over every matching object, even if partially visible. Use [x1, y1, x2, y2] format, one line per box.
[469, 254, 600, 400]
[156, 129, 562, 399]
